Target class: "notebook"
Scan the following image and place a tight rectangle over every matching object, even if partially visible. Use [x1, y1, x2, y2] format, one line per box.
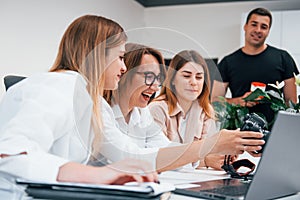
[174, 111, 300, 200]
[16, 179, 175, 200]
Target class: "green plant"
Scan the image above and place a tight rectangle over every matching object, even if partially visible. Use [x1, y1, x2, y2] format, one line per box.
[213, 77, 300, 130]
[212, 97, 249, 130]
[291, 73, 300, 112]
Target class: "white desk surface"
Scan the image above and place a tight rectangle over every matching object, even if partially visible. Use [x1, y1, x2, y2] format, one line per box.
[1, 167, 299, 200]
[160, 153, 300, 200]
[159, 169, 300, 200]
[0, 152, 299, 199]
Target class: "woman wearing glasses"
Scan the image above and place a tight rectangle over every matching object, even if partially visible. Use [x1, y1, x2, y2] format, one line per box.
[99, 43, 264, 172]
[103, 43, 170, 149]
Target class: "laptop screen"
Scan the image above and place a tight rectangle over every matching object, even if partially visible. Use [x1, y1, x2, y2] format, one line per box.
[174, 111, 300, 200]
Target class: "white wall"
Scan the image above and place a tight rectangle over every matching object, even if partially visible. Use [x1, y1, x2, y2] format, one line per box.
[143, 0, 300, 60]
[1, 0, 300, 98]
[142, 0, 300, 98]
[0, 0, 144, 98]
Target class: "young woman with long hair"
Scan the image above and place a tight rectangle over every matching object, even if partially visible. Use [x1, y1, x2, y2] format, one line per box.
[0, 15, 157, 188]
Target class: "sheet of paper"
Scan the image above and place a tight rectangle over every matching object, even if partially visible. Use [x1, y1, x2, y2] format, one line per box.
[159, 169, 228, 185]
[16, 178, 175, 195]
[175, 183, 201, 189]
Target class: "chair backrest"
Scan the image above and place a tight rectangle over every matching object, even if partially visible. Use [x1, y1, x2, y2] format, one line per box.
[3, 75, 26, 91]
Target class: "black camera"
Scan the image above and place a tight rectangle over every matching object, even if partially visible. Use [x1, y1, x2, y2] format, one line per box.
[240, 113, 271, 153]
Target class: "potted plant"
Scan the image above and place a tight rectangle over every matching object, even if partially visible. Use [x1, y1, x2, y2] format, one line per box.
[213, 74, 300, 130]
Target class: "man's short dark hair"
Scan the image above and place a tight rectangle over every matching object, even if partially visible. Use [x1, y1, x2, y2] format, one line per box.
[246, 7, 272, 28]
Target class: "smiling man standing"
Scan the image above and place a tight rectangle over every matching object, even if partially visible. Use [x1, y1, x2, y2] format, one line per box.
[211, 7, 299, 127]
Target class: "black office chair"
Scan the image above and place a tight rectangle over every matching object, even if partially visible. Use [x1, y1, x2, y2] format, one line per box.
[3, 75, 26, 91]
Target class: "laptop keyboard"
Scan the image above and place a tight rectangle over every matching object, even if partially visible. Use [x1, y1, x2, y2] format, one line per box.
[201, 183, 250, 196]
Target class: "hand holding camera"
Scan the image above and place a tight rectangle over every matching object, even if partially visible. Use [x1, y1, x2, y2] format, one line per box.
[240, 113, 271, 154]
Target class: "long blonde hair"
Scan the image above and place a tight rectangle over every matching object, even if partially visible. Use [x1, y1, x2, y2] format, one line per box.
[50, 15, 127, 153]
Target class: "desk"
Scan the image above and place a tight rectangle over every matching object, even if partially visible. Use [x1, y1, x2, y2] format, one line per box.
[159, 169, 300, 200]
[171, 193, 300, 200]
[1, 153, 300, 200]
[1, 170, 300, 200]
[159, 152, 300, 200]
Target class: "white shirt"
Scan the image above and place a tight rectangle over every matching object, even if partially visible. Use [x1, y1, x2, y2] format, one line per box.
[112, 104, 172, 148]
[100, 104, 198, 170]
[0, 71, 93, 182]
[178, 111, 190, 140]
[94, 99, 160, 170]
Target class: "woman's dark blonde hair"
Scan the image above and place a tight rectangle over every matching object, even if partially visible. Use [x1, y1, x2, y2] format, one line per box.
[104, 43, 165, 104]
[50, 15, 127, 153]
[156, 50, 214, 118]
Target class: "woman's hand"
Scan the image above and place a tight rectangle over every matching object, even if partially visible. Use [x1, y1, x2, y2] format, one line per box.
[102, 158, 158, 185]
[57, 159, 158, 185]
[208, 129, 265, 155]
[202, 154, 238, 170]
[203, 154, 225, 170]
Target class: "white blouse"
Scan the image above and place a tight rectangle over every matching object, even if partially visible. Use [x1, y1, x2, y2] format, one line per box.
[111, 104, 172, 148]
[96, 99, 160, 170]
[0, 71, 93, 182]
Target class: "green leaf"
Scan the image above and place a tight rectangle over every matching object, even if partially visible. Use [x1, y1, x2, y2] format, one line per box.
[243, 88, 270, 102]
[212, 98, 249, 130]
[212, 87, 300, 130]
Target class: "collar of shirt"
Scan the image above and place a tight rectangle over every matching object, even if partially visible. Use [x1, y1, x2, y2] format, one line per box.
[156, 95, 189, 118]
[111, 104, 153, 128]
[169, 100, 203, 118]
[169, 101, 186, 118]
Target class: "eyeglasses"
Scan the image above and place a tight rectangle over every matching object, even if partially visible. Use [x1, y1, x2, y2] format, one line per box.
[136, 71, 164, 87]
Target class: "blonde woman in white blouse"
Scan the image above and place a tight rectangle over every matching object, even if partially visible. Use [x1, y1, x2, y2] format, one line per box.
[0, 15, 158, 190]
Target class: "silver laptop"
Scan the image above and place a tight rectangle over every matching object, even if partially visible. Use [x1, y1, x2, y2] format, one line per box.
[175, 111, 300, 200]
